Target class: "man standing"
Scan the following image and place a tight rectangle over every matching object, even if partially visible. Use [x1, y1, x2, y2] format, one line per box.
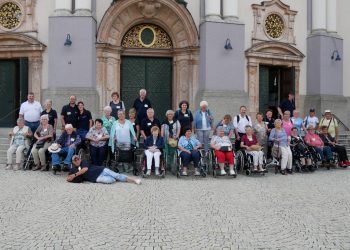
[303, 108, 319, 130]
[67, 155, 141, 185]
[19, 92, 43, 134]
[133, 89, 152, 123]
[319, 110, 339, 143]
[278, 93, 295, 118]
[61, 95, 79, 130]
[140, 108, 161, 138]
[233, 106, 252, 150]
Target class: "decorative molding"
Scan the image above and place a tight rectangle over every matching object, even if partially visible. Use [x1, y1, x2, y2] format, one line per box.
[251, 0, 297, 45]
[138, 0, 161, 18]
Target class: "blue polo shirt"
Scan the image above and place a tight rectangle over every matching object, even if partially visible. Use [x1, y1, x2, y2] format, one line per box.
[70, 160, 104, 183]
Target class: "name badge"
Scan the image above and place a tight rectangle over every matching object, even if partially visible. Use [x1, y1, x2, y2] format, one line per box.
[223, 124, 227, 128]
[71, 138, 75, 142]
[44, 129, 47, 132]
[147, 123, 152, 126]
[169, 121, 174, 124]
[132, 123, 135, 126]
[312, 138, 316, 141]
[67, 112, 71, 115]
[97, 134, 102, 139]
[144, 104, 148, 108]
[184, 114, 189, 117]
[265, 122, 269, 125]
[116, 106, 120, 109]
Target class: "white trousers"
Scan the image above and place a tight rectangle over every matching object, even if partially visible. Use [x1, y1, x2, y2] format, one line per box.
[247, 151, 264, 166]
[7, 145, 26, 165]
[145, 150, 161, 170]
[280, 146, 293, 170]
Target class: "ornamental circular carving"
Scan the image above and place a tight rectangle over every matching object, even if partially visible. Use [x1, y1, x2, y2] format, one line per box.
[122, 24, 173, 49]
[139, 26, 156, 48]
[265, 14, 285, 39]
[0, 2, 22, 30]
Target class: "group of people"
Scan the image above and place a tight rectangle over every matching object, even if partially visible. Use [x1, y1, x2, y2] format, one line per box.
[5, 90, 350, 184]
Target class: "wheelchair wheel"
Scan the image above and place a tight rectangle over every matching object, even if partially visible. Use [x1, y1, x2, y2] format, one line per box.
[161, 170, 166, 178]
[201, 172, 207, 178]
[245, 169, 251, 176]
[132, 168, 139, 176]
[213, 168, 217, 178]
[275, 165, 279, 174]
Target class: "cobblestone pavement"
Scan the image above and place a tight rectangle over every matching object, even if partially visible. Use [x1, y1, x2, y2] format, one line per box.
[1, 165, 350, 250]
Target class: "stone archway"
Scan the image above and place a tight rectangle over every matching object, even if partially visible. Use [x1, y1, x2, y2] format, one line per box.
[96, 0, 199, 111]
[245, 41, 304, 116]
[0, 33, 45, 100]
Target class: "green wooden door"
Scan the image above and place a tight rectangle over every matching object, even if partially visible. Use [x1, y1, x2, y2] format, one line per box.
[259, 65, 269, 114]
[121, 56, 172, 121]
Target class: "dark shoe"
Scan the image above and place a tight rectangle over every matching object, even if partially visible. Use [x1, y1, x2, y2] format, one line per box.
[40, 165, 47, 171]
[307, 165, 315, 172]
[62, 164, 70, 172]
[287, 169, 293, 175]
[52, 165, 61, 174]
[301, 165, 309, 172]
[32, 165, 41, 171]
[280, 170, 286, 175]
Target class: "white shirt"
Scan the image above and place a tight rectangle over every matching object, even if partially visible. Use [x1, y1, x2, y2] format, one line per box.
[114, 122, 131, 144]
[233, 114, 252, 134]
[303, 116, 319, 128]
[19, 101, 43, 122]
[201, 111, 208, 130]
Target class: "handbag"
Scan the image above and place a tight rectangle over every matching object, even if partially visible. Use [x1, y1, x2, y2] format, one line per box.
[220, 146, 232, 152]
[168, 137, 178, 148]
[36, 140, 45, 149]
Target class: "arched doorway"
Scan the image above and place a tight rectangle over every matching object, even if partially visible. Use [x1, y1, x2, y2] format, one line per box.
[245, 41, 304, 117]
[96, 0, 199, 115]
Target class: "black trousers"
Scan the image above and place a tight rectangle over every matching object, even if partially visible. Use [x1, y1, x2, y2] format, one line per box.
[331, 145, 348, 162]
[235, 132, 246, 151]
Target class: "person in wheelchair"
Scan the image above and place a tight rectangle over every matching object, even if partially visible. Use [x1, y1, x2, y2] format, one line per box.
[319, 126, 350, 168]
[210, 126, 236, 176]
[51, 124, 81, 171]
[178, 127, 202, 176]
[144, 126, 165, 176]
[86, 119, 110, 166]
[31, 115, 54, 171]
[290, 127, 314, 172]
[240, 125, 265, 173]
[304, 125, 335, 168]
[6, 118, 32, 171]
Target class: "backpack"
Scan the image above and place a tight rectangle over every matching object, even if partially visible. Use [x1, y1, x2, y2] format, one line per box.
[236, 115, 249, 123]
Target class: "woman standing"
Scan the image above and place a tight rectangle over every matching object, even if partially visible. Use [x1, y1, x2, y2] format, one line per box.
[76, 101, 93, 139]
[110, 92, 125, 120]
[86, 119, 110, 166]
[128, 108, 140, 140]
[281, 111, 293, 137]
[194, 101, 214, 153]
[215, 114, 234, 138]
[174, 101, 193, 136]
[31, 115, 54, 171]
[291, 110, 306, 136]
[269, 119, 293, 175]
[161, 110, 181, 170]
[253, 112, 268, 154]
[101, 106, 116, 134]
[41, 99, 57, 139]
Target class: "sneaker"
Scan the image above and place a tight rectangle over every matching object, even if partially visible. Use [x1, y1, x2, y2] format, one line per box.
[220, 169, 226, 176]
[339, 162, 348, 168]
[229, 169, 236, 176]
[181, 171, 188, 176]
[62, 164, 70, 172]
[194, 170, 201, 176]
[5, 164, 12, 170]
[52, 164, 61, 171]
[13, 164, 20, 171]
[155, 168, 160, 176]
[307, 165, 315, 172]
[146, 170, 151, 176]
[135, 179, 142, 185]
[280, 170, 286, 175]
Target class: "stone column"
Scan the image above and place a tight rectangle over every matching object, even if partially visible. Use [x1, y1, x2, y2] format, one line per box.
[326, 0, 337, 33]
[312, 0, 327, 32]
[28, 57, 43, 101]
[54, 0, 72, 16]
[205, 0, 222, 21]
[75, 0, 92, 16]
[223, 0, 238, 22]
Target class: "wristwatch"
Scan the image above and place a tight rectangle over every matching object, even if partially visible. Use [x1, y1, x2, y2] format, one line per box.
[74, 173, 77, 177]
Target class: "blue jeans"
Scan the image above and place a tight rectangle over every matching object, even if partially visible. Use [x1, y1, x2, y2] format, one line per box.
[195, 130, 210, 152]
[51, 146, 75, 165]
[25, 121, 40, 134]
[315, 146, 333, 162]
[96, 168, 128, 184]
[76, 129, 88, 140]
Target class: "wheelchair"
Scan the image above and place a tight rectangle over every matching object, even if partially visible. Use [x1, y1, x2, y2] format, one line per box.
[307, 146, 325, 170]
[176, 149, 207, 178]
[209, 148, 237, 178]
[236, 149, 267, 176]
[136, 150, 166, 178]
[109, 143, 137, 174]
[290, 143, 316, 173]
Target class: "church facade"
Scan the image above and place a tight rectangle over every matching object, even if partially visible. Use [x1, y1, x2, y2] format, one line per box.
[0, 0, 349, 127]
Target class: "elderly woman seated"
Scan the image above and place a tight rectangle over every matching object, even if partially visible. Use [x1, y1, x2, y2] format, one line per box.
[290, 127, 314, 172]
[86, 119, 110, 166]
[144, 126, 165, 176]
[6, 118, 32, 171]
[178, 127, 202, 176]
[210, 126, 236, 176]
[31, 114, 54, 171]
[241, 125, 265, 172]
